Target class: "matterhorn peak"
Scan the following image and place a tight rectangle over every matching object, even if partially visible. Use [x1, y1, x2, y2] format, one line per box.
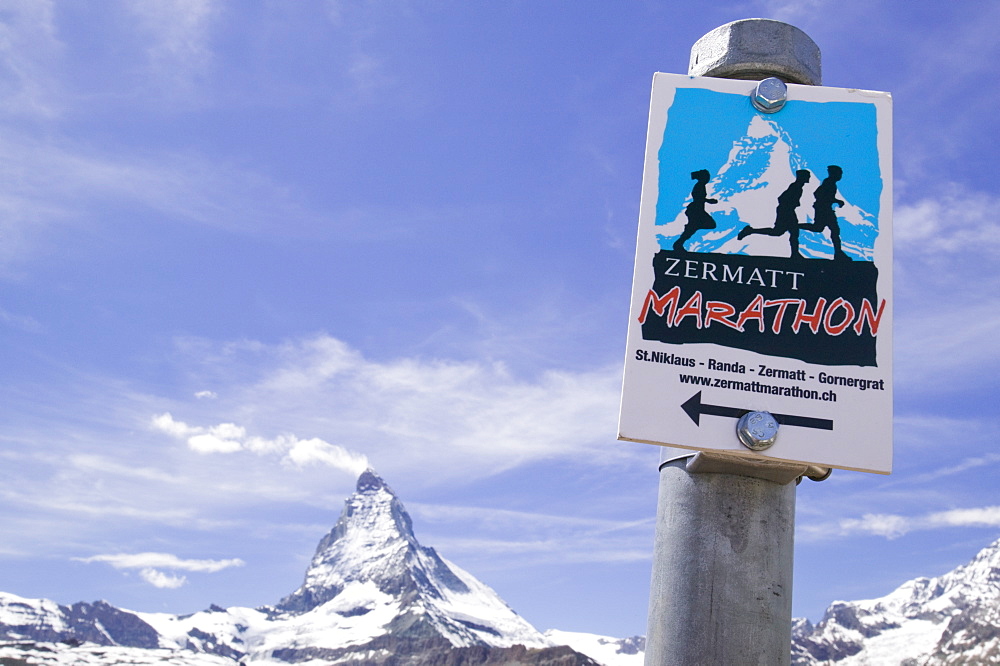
[270, 469, 551, 654]
[276, 468, 464, 614]
[356, 467, 387, 492]
[0, 468, 591, 663]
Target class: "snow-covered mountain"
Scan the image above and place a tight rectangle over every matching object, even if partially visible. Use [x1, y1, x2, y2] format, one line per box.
[792, 537, 1000, 664]
[0, 470, 629, 665]
[545, 630, 644, 666]
[274, 469, 547, 649]
[3, 470, 999, 664]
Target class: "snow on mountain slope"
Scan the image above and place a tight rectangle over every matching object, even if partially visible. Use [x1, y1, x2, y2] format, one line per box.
[793, 536, 1000, 664]
[544, 630, 645, 666]
[0, 641, 236, 665]
[0, 592, 68, 636]
[0, 469, 613, 664]
[138, 469, 563, 664]
[7, 467, 1000, 665]
[0, 592, 160, 648]
[8, 466, 1000, 665]
[269, 469, 550, 651]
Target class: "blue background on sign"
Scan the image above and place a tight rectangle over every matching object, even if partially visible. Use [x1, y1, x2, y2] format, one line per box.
[655, 87, 882, 252]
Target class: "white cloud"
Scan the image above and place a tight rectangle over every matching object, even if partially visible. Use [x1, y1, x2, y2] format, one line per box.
[753, 0, 830, 24]
[0, 0, 63, 118]
[140, 569, 187, 589]
[196, 422, 245, 453]
[76, 552, 244, 573]
[194, 390, 217, 400]
[838, 513, 912, 539]
[905, 453, 1000, 484]
[834, 505, 1000, 540]
[408, 503, 655, 569]
[284, 438, 368, 473]
[439, 538, 650, 566]
[412, 503, 651, 535]
[2, 330, 636, 559]
[151, 413, 199, 439]
[214, 334, 629, 481]
[150, 411, 370, 477]
[126, 0, 219, 96]
[890, 183, 1000, 389]
[895, 186, 1000, 256]
[75, 551, 244, 589]
[0, 128, 336, 276]
[187, 432, 242, 454]
[927, 506, 1000, 529]
[147, 333, 633, 489]
[321, 0, 405, 102]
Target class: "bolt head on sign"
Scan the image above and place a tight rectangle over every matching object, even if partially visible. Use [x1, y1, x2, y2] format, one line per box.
[737, 411, 779, 451]
[752, 78, 787, 113]
[618, 72, 893, 474]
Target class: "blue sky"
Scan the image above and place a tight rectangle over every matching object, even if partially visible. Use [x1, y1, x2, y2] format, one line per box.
[1, 0, 999, 641]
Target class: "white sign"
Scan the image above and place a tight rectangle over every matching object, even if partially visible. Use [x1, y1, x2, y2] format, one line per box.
[618, 73, 893, 474]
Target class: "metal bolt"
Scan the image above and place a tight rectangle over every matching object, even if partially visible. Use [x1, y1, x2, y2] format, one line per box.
[737, 411, 779, 451]
[752, 77, 787, 113]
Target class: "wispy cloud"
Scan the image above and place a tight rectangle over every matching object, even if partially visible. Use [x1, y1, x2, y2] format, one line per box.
[411, 503, 654, 568]
[150, 413, 370, 476]
[0, 328, 636, 561]
[322, 0, 406, 102]
[76, 552, 245, 573]
[75, 552, 244, 589]
[0, 306, 42, 333]
[0, 132, 330, 272]
[895, 186, 1000, 257]
[904, 453, 1000, 485]
[891, 183, 1000, 390]
[439, 537, 650, 566]
[752, 0, 831, 24]
[0, 0, 63, 119]
[168, 334, 631, 484]
[411, 503, 644, 531]
[803, 505, 1000, 540]
[139, 569, 187, 589]
[126, 0, 219, 97]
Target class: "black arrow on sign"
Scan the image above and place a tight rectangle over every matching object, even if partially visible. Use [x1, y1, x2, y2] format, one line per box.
[680, 391, 833, 431]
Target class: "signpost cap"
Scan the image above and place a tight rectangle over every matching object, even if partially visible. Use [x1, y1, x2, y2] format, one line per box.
[689, 19, 821, 86]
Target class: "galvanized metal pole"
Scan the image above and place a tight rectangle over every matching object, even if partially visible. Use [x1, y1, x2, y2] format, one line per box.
[643, 19, 823, 666]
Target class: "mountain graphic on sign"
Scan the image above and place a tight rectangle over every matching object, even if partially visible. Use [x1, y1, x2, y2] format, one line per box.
[657, 115, 878, 260]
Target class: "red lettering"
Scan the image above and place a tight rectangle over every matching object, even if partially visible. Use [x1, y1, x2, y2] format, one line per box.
[736, 294, 765, 332]
[638, 286, 681, 325]
[823, 298, 856, 336]
[705, 301, 740, 330]
[673, 291, 703, 328]
[793, 298, 827, 334]
[853, 298, 886, 336]
[764, 298, 800, 334]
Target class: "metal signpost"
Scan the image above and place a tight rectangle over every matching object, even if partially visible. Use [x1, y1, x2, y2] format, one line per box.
[618, 20, 893, 665]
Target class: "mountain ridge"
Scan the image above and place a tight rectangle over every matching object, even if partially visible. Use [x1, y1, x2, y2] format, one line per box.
[792, 537, 1000, 664]
[0, 469, 614, 665]
[3, 469, 998, 665]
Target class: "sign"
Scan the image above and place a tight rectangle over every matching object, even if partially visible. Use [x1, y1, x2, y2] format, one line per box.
[618, 73, 892, 474]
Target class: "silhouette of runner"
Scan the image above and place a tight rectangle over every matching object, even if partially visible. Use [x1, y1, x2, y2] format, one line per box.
[737, 169, 811, 258]
[673, 169, 718, 252]
[800, 165, 850, 261]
